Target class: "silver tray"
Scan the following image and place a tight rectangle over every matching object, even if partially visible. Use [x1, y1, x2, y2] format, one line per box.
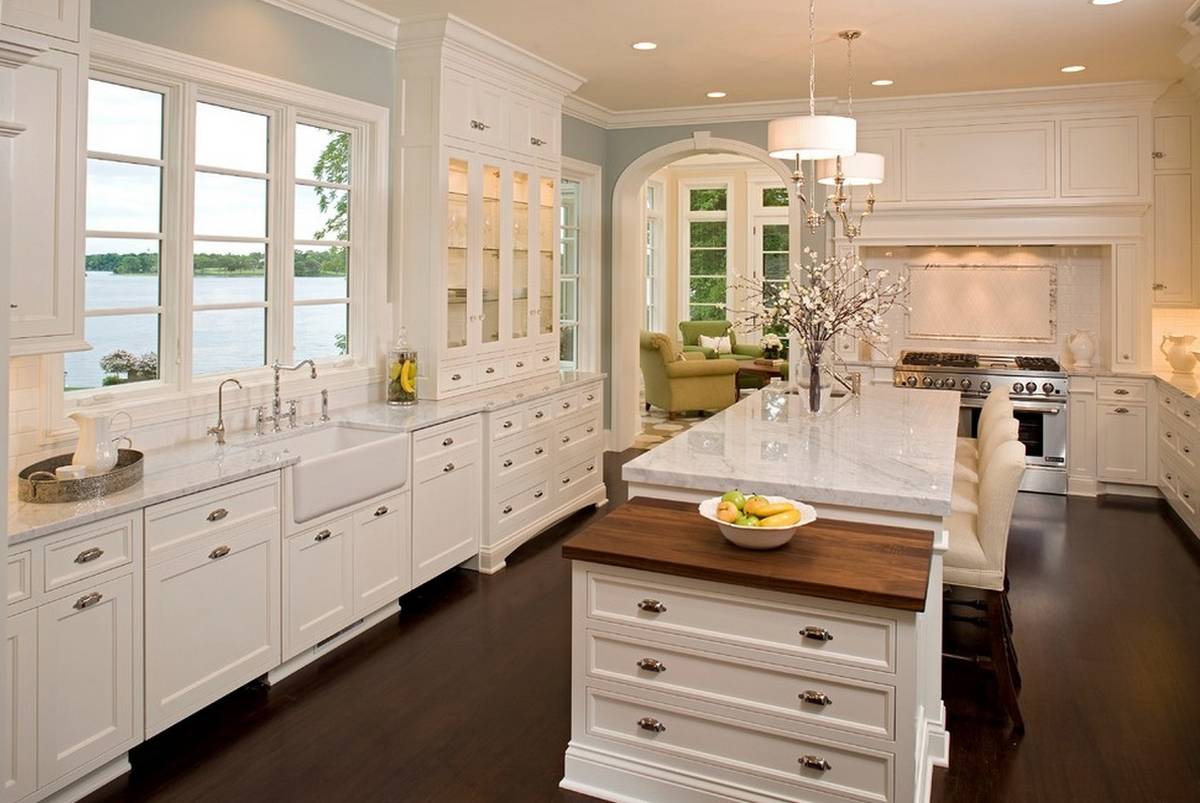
[18, 449, 144, 503]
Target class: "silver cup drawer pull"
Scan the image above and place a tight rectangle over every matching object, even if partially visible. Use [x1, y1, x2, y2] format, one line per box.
[442, 437, 454, 446]
[800, 689, 833, 706]
[534, 447, 545, 455]
[502, 505, 513, 515]
[315, 529, 332, 542]
[443, 463, 455, 473]
[503, 420, 514, 429]
[637, 717, 667, 733]
[534, 411, 545, 419]
[636, 657, 667, 673]
[800, 626, 834, 642]
[503, 459, 514, 468]
[209, 545, 232, 560]
[73, 592, 103, 610]
[562, 435, 571, 444]
[207, 508, 228, 522]
[637, 598, 667, 613]
[533, 490, 544, 499]
[799, 755, 832, 772]
[74, 547, 104, 564]
[562, 401, 571, 409]
[374, 505, 389, 517]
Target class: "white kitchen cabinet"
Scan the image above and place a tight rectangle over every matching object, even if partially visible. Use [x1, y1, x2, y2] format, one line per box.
[1112, 243, 1140, 366]
[36, 573, 136, 786]
[352, 492, 411, 617]
[1061, 116, 1140, 198]
[1153, 174, 1195, 306]
[2, 610, 36, 803]
[6, 38, 86, 354]
[3, 0, 82, 42]
[1154, 115, 1191, 171]
[1097, 403, 1149, 484]
[412, 418, 482, 586]
[145, 520, 280, 737]
[284, 515, 354, 660]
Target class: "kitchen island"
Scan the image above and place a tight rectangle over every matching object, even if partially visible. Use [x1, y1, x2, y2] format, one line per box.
[562, 387, 958, 803]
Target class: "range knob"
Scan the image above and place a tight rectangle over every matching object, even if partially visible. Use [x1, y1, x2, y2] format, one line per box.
[905, 375, 917, 387]
[923, 377, 934, 388]
[960, 378, 972, 390]
[980, 380, 991, 392]
[1025, 381, 1037, 394]
[1012, 382, 1024, 394]
[1042, 382, 1055, 395]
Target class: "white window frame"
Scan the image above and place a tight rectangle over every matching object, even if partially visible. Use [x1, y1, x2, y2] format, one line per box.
[643, 179, 665, 332]
[44, 32, 389, 438]
[677, 178, 732, 324]
[747, 179, 790, 347]
[561, 156, 601, 372]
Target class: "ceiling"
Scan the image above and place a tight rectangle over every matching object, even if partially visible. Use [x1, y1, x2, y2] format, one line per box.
[364, 0, 1190, 111]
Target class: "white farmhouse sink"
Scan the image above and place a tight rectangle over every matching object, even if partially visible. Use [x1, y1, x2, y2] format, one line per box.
[275, 424, 409, 524]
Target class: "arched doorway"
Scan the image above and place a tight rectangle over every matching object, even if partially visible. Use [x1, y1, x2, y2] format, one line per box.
[609, 131, 803, 450]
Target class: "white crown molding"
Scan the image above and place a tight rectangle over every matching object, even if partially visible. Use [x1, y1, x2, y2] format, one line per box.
[564, 80, 1169, 131]
[259, 0, 399, 49]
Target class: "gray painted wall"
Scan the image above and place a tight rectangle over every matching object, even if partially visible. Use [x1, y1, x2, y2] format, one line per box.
[91, 0, 393, 107]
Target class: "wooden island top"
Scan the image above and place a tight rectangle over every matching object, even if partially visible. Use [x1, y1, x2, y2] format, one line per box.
[563, 497, 935, 611]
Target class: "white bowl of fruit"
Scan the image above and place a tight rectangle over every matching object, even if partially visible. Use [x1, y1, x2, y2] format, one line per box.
[698, 491, 817, 550]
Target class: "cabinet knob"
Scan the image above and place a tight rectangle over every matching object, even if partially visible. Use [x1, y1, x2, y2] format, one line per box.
[443, 437, 454, 446]
[561, 435, 571, 444]
[74, 547, 104, 564]
[470, 119, 491, 131]
[543, 355, 552, 362]
[586, 394, 595, 401]
[534, 447, 545, 455]
[207, 508, 229, 522]
[9, 303, 16, 309]
[1152, 150, 1165, 159]
[209, 545, 231, 560]
[562, 476, 571, 485]
[586, 426, 595, 434]
[451, 374, 462, 382]
[800, 626, 834, 642]
[486, 367, 496, 374]
[800, 689, 833, 706]
[562, 401, 571, 409]
[503, 459, 514, 468]
[636, 657, 667, 673]
[1153, 282, 1166, 291]
[73, 591, 103, 610]
[515, 361, 525, 368]
[534, 411, 545, 419]
[637, 598, 667, 613]
[533, 490, 544, 499]
[503, 420, 513, 428]
[530, 136, 547, 147]
[315, 529, 332, 542]
[375, 505, 389, 517]
[799, 755, 832, 772]
[502, 505, 513, 515]
[586, 464, 595, 472]
[637, 717, 667, 733]
[443, 462, 455, 473]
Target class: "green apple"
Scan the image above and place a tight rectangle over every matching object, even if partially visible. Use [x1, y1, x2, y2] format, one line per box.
[721, 490, 747, 510]
[735, 514, 759, 527]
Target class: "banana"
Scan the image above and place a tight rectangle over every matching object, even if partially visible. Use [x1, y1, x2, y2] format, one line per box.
[757, 509, 802, 528]
[399, 360, 416, 394]
[745, 498, 796, 518]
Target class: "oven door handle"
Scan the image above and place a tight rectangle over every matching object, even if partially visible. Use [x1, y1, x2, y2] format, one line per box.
[1012, 404, 1063, 415]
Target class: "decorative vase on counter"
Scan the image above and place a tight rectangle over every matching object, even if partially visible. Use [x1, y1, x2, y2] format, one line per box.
[1161, 333, 1198, 374]
[802, 339, 834, 414]
[387, 327, 418, 405]
[69, 409, 132, 472]
[1066, 329, 1096, 371]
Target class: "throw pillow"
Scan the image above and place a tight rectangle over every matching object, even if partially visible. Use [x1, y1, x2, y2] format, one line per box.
[698, 334, 732, 354]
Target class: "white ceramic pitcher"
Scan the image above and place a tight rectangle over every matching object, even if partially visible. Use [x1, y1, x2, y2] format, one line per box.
[1066, 330, 1096, 370]
[69, 409, 132, 472]
[1160, 334, 1198, 374]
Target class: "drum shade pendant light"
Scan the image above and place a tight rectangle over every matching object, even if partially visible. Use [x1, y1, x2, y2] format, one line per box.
[816, 29, 883, 241]
[767, 0, 857, 231]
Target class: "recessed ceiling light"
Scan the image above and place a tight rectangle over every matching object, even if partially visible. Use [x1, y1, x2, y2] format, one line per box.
[631, 41, 657, 51]
[1090, 0, 1123, 5]
[871, 79, 894, 87]
[1061, 64, 1087, 73]
[706, 91, 727, 99]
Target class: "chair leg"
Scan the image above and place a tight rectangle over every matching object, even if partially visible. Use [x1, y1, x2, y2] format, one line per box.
[987, 590, 1025, 733]
[644, 402, 651, 413]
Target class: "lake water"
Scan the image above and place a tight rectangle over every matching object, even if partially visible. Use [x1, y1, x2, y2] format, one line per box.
[64, 273, 348, 389]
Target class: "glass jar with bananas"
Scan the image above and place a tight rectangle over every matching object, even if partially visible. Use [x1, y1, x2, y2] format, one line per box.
[387, 328, 418, 406]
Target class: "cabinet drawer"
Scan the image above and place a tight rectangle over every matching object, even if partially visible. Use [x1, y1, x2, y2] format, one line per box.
[490, 409, 524, 441]
[1177, 475, 1199, 517]
[587, 630, 895, 740]
[1160, 413, 1180, 455]
[1176, 399, 1199, 430]
[1177, 427, 1199, 469]
[475, 357, 507, 385]
[438, 362, 474, 393]
[496, 478, 551, 539]
[587, 572, 896, 673]
[415, 441, 481, 484]
[1097, 380, 1146, 403]
[7, 549, 33, 606]
[580, 385, 602, 410]
[494, 433, 551, 481]
[525, 400, 553, 428]
[413, 416, 480, 461]
[42, 513, 137, 593]
[145, 473, 280, 564]
[554, 391, 583, 418]
[558, 455, 602, 496]
[587, 687, 894, 803]
[509, 351, 535, 376]
[557, 414, 601, 452]
[534, 344, 557, 370]
[1160, 460, 1179, 496]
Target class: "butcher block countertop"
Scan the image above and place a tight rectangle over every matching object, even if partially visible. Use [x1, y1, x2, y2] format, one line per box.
[563, 497, 935, 611]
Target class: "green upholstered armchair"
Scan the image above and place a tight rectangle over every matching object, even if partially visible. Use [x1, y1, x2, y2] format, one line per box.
[639, 331, 738, 418]
[678, 320, 764, 362]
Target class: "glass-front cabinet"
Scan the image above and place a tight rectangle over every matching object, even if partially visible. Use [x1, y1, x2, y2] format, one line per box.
[446, 158, 469, 350]
[511, 170, 531, 341]
[538, 176, 557, 336]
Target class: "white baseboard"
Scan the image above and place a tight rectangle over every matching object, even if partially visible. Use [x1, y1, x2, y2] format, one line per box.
[268, 602, 399, 685]
[475, 483, 608, 573]
[32, 754, 131, 803]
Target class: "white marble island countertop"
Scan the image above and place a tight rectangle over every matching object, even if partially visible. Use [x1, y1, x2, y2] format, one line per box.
[623, 386, 960, 517]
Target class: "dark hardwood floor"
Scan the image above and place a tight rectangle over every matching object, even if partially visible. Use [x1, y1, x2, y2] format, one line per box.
[84, 451, 1200, 803]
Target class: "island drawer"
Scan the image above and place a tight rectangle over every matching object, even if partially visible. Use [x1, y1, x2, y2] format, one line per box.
[586, 687, 894, 803]
[145, 473, 280, 564]
[42, 512, 137, 593]
[586, 629, 894, 740]
[586, 572, 897, 674]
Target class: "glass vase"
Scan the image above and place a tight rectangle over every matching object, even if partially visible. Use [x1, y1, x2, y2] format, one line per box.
[804, 339, 833, 414]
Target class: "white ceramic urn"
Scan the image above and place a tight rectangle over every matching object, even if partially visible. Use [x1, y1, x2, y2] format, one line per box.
[1161, 334, 1198, 374]
[1066, 329, 1096, 370]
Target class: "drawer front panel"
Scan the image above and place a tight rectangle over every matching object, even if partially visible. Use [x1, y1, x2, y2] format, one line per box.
[587, 688, 893, 803]
[1161, 413, 1180, 456]
[494, 434, 551, 481]
[588, 573, 896, 673]
[495, 478, 551, 540]
[145, 473, 280, 563]
[7, 549, 33, 606]
[525, 400, 553, 428]
[413, 416, 480, 460]
[1160, 460, 1179, 496]
[1177, 426, 1198, 469]
[474, 357, 507, 385]
[490, 409, 524, 441]
[580, 384, 602, 410]
[534, 344, 558, 370]
[414, 440, 481, 484]
[43, 514, 137, 593]
[1176, 400, 1199, 430]
[554, 391, 583, 418]
[558, 455, 602, 496]
[509, 351, 534, 377]
[588, 630, 894, 739]
[557, 414, 601, 452]
[438, 362, 474, 393]
[1098, 379, 1146, 403]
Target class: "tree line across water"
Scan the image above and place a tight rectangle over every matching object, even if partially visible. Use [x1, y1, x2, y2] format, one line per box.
[84, 246, 348, 277]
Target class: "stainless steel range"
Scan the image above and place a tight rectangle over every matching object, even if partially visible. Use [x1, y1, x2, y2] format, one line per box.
[893, 350, 1068, 495]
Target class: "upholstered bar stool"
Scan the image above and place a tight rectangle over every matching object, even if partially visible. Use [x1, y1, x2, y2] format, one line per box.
[956, 388, 1014, 471]
[953, 416, 1019, 512]
[944, 439, 1027, 732]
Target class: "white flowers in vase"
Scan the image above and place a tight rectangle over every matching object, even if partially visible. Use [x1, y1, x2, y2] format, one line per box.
[731, 248, 907, 412]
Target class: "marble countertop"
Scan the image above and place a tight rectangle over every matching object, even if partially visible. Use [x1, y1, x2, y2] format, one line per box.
[623, 386, 960, 517]
[8, 371, 605, 545]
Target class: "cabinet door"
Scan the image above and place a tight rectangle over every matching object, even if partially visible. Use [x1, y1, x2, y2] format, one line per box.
[284, 516, 354, 659]
[1154, 174, 1194, 305]
[412, 456, 481, 587]
[508, 96, 533, 158]
[535, 173, 558, 338]
[1154, 115, 1191, 171]
[2, 610, 36, 803]
[145, 522, 280, 737]
[1061, 117, 1139, 198]
[441, 68, 474, 143]
[9, 46, 82, 344]
[353, 493, 411, 617]
[480, 160, 503, 347]
[532, 104, 558, 161]
[510, 169, 533, 343]
[1112, 244, 1139, 366]
[37, 574, 136, 787]
[471, 79, 506, 150]
[4, 0, 82, 41]
[1097, 404, 1149, 483]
